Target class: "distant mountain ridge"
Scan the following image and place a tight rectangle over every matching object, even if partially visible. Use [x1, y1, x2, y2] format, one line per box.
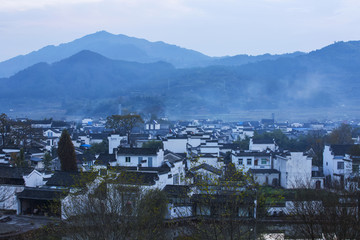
[1, 40, 360, 119]
[0, 31, 303, 78]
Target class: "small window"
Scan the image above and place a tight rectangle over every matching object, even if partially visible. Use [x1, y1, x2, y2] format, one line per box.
[337, 162, 344, 170]
[238, 158, 243, 165]
[247, 158, 252, 165]
[125, 157, 131, 163]
[261, 159, 267, 165]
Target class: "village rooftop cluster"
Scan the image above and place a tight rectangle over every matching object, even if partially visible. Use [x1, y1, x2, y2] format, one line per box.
[1, 115, 360, 231]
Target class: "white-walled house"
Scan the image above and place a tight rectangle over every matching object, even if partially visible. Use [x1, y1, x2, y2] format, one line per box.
[249, 138, 276, 151]
[164, 151, 187, 185]
[163, 137, 188, 154]
[43, 129, 61, 138]
[111, 147, 164, 168]
[0, 166, 33, 211]
[323, 145, 354, 185]
[108, 134, 127, 154]
[200, 140, 221, 156]
[232, 151, 272, 172]
[45, 137, 59, 151]
[231, 150, 279, 186]
[23, 169, 53, 188]
[273, 152, 312, 189]
[188, 163, 222, 185]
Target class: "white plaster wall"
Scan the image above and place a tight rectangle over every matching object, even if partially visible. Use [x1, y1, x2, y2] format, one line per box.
[323, 145, 334, 177]
[188, 138, 201, 148]
[0, 185, 24, 211]
[108, 135, 127, 154]
[273, 156, 288, 188]
[253, 174, 278, 186]
[23, 171, 46, 187]
[163, 139, 187, 153]
[113, 155, 159, 167]
[286, 152, 312, 188]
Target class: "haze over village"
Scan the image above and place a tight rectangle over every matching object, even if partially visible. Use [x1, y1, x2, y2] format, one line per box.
[1, 0, 360, 239]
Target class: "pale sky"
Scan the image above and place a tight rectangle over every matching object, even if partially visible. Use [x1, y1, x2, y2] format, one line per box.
[1, 0, 360, 61]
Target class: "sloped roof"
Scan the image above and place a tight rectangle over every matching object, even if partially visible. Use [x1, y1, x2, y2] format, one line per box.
[95, 153, 116, 165]
[164, 152, 184, 163]
[115, 171, 159, 185]
[76, 153, 96, 164]
[163, 185, 190, 197]
[249, 169, 280, 174]
[109, 164, 171, 174]
[234, 151, 271, 157]
[90, 133, 108, 139]
[45, 171, 95, 187]
[0, 166, 33, 180]
[117, 147, 158, 156]
[252, 139, 274, 144]
[190, 163, 222, 175]
[17, 187, 67, 200]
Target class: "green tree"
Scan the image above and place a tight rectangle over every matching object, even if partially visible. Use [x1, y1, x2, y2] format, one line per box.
[0, 113, 10, 146]
[142, 140, 163, 149]
[234, 136, 250, 150]
[43, 152, 53, 171]
[10, 148, 28, 167]
[58, 129, 77, 171]
[298, 130, 326, 166]
[88, 139, 109, 154]
[106, 114, 143, 143]
[326, 123, 354, 145]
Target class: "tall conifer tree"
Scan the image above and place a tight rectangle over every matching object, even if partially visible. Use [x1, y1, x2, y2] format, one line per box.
[58, 129, 77, 171]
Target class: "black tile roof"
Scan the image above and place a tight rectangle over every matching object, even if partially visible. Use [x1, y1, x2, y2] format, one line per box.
[115, 171, 159, 185]
[163, 185, 190, 197]
[95, 153, 116, 165]
[117, 147, 158, 156]
[220, 144, 241, 150]
[45, 171, 95, 187]
[190, 163, 222, 175]
[51, 121, 70, 128]
[17, 187, 67, 200]
[76, 153, 96, 164]
[90, 133, 108, 139]
[109, 164, 171, 174]
[249, 169, 280, 174]
[0, 166, 33, 180]
[234, 151, 271, 157]
[252, 139, 274, 144]
[164, 152, 184, 163]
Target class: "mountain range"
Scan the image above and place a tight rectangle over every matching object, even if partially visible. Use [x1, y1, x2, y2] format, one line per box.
[0, 31, 360, 120]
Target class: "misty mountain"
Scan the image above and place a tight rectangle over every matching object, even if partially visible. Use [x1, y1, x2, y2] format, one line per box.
[0, 50, 174, 99]
[212, 52, 305, 66]
[1, 40, 360, 118]
[0, 31, 302, 78]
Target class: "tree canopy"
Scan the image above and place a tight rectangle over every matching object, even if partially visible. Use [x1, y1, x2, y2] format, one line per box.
[0, 113, 9, 146]
[326, 123, 354, 145]
[58, 129, 77, 171]
[106, 114, 143, 143]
